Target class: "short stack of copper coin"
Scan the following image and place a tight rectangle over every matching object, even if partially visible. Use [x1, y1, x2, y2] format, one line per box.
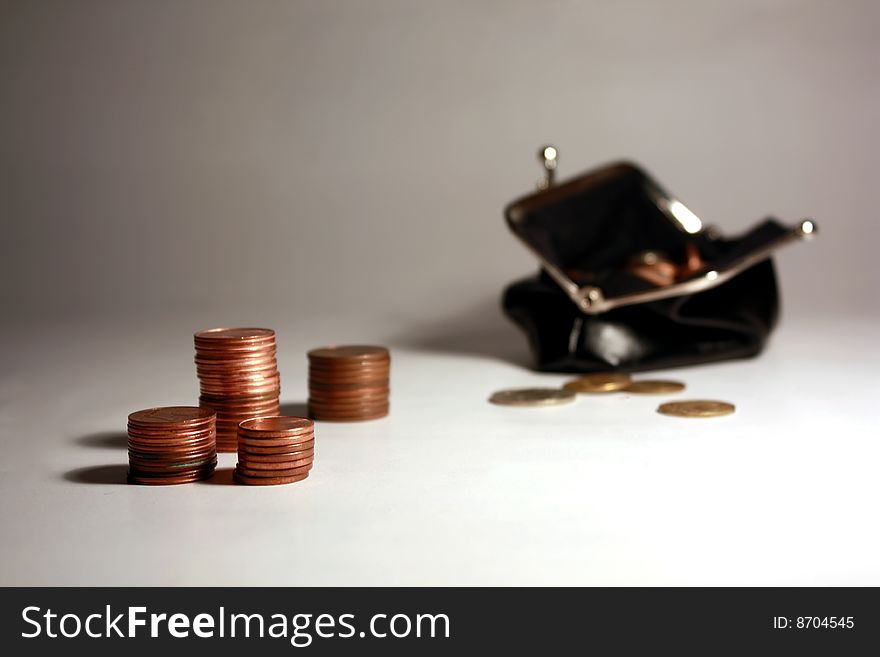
[235, 416, 315, 486]
[194, 328, 281, 452]
[307, 345, 390, 421]
[127, 406, 217, 485]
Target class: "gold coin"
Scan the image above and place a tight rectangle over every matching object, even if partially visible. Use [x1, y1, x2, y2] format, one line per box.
[563, 373, 631, 394]
[625, 380, 686, 394]
[657, 400, 735, 418]
[489, 388, 576, 407]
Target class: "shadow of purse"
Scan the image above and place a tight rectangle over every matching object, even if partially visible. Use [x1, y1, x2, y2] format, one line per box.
[502, 151, 817, 373]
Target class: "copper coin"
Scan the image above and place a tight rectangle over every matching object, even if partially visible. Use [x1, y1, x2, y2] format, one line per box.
[128, 414, 216, 424]
[308, 378, 389, 389]
[237, 436, 314, 449]
[307, 388, 389, 399]
[239, 416, 314, 434]
[308, 363, 389, 374]
[237, 456, 313, 471]
[200, 393, 280, 404]
[198, 390, 281, 401]
[197, 367, 279, 378]
[657, 400, 736, 418]
[129, 458, 217, 471]
[128, 443, 216, 456]
[195, 356, 277, 365]
[238, 449, 315, 463]
[128, 435, 216, 452]
[237, 437, 315, 450]
[238, 440, 315, 455]
[238, 444, 314, 457]
[233, 470, 309, 486]
[198, 380, 280, 391]
[194, 343, 276, 354]
[198, 384, 281, 396]
[201, 401, 281, 413]
[307, 392, 389, 403]
[218, 419, 282, 431]
[307, 398, 389, 410]
[307, 385, 389, 397]
[629, 262, 677, 287]
[128, 406, 215, 427]
[196, 366, 278, 378]
[129, 459, 218, 471]
[199, 390, 281, 404]
[128, 469, 215, 486]
[194, 341, 276, 352]
[208, 404, 281, 415]
[308, 345, 389, 360]
[236, 425, 314, 438]
[129, 460, 217, 476]
[308, 377, 388, 387]
[194, 327, 275, 342]
[128, 445, 216, 459]
[127, 434, 216, 447]
[127, 421, 214, 433]
[209, 406, 281, 417]
[127, 437, 216, 450]
[563, 373, 632, 394]
[308, 361, 388, 370]
[128, 440, 217, 458]
[201, 375, 280, 384]
[127, 423, 216, 435]
[309, 364, 391, 379]
[128, 462, 216, 474]
[195, 356, 278, 367]
[236, 462, 312, 478]
[199, 365, 276, 373]
[624, 380, 686, 394]
[308, 378, 390, 390]
[235, 425, 310, 439]
[195, 341, 275, 352]
[199, 392, 280, 403]
[308, 364, 389, 375]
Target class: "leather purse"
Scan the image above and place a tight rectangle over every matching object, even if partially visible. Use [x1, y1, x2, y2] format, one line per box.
[502, 152, 817, 373]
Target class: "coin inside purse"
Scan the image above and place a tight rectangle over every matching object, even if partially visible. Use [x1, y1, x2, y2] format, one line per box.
[505, 162, 793, 296]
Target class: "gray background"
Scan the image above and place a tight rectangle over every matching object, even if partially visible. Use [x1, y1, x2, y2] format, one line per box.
[2, 0, 878, 325]
[2, 0, 880, 588]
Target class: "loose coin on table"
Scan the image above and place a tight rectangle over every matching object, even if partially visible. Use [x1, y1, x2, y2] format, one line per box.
[489, 388, 576, 407]
[625, 380, 686, 394]
[657, 400, 735, 418]
[563, 373, 632, 394]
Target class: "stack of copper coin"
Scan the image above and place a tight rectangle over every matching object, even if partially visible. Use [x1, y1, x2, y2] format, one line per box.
[234, 416, 315, 486]
[127, 406, 217, 485]
[194, 328, 281, 452]
[307, 345, 390, 421]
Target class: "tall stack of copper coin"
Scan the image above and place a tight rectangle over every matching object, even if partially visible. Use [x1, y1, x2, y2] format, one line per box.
[235, 416, 315, 486]
[127, 406, 217, 485]
[194, 328, 281, 452]
[307, 345, 390, 421]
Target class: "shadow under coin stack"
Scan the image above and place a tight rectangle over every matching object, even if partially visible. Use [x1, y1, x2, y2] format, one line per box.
[127, 406, 217, 485]
[194, 328, 281, 452]
[235, 416, 315, 486]
[307, 345, 390, 421]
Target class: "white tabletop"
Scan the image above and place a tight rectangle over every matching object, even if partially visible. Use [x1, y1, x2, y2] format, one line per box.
[1, 310, 877, 585]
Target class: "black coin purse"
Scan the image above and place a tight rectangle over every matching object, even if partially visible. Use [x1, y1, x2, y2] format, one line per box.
[502, 152, 817, 373]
